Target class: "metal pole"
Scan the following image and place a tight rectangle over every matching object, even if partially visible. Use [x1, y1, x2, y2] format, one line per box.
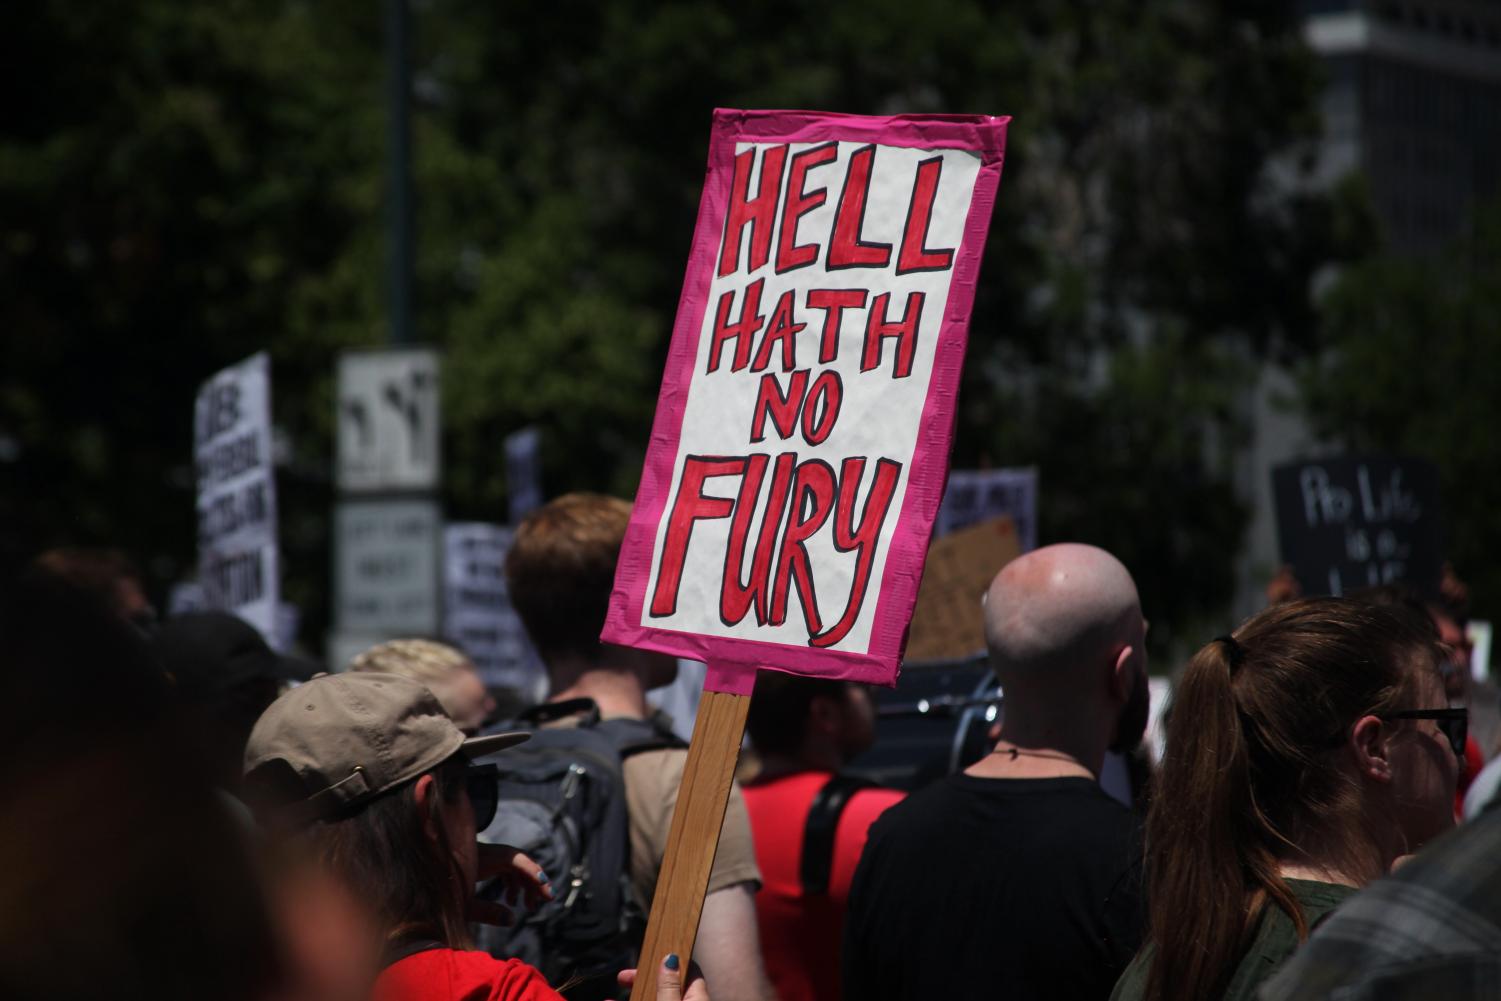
[386, 0, 413, 345]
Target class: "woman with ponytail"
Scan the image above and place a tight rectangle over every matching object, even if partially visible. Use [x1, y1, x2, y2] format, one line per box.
[1111, 597, 1461, 1001]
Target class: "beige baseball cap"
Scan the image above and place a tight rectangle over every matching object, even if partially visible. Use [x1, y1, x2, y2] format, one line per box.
[243, 671, 527, 826]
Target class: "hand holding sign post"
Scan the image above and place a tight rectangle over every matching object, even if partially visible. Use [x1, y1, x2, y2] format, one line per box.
[601, 109, 1007, 998]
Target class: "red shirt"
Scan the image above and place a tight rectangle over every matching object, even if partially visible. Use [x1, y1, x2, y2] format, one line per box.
[742, 771, 905, 1001]
[375, 948, 564, 1001]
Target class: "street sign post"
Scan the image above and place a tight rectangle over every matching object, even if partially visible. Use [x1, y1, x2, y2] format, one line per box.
[337, 348, 441, 493]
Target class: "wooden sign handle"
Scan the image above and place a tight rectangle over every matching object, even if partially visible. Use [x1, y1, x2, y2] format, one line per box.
[629, 686, 751, 1000]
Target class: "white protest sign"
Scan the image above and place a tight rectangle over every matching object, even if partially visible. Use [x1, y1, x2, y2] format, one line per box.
[936, 468, 1038, 551]
[602, 111, 1009, 1001]
[605, 111, 1009, 691]
[334, 498, 441, 634]
[443, 522, 545, 693]
[504, 427, 544, 524]
[195, 352, 280, 643]
[337, 349, 441, 492]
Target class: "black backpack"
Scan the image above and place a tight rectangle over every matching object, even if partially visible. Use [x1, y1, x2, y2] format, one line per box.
[798, 773, 877, 895]
[473, 698, 685, 997]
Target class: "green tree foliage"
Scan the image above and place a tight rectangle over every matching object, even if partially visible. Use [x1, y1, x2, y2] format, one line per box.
[2, 0, 1346, 649]
[418, 0, 1345, 652]
[1300, 199, 1501, 614]
[1, 1, 383, 625]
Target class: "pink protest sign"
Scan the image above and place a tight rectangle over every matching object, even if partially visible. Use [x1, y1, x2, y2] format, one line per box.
[603, 109, 1008, 693]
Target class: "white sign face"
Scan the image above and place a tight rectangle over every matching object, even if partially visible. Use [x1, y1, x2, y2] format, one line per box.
[337, 349, 441, 492]
[443, 523, 545, 693]
[936, 468, 1038, 551]
[640, 141, 982, 654]
[195, 352, 280, 644]
[603, 112, 1008, 690]
[504, 427, 544, 524]
[335, 499, 441, 634]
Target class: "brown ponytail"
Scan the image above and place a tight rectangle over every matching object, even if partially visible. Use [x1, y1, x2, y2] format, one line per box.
[1142, 597, 1440, 1000]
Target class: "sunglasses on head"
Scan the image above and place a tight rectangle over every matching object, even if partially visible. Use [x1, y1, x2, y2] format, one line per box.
[1379, 707, 1469, 758]
[464, 763, 500, 832]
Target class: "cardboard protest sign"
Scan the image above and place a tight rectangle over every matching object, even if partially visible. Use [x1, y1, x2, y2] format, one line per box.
[936, 467, 1038, 550]
[444, 522, 545, 695]
[195, 352, 280, 644]
[1272, 454, 1443, 598]
[603, 109, 1008, 693]
[906, 515, 1022, 663]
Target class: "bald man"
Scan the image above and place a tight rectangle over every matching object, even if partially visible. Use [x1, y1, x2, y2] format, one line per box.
[843, 544, 1149, 1001]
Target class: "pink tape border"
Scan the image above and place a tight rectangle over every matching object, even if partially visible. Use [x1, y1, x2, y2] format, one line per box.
[602, 108, 1008, 692]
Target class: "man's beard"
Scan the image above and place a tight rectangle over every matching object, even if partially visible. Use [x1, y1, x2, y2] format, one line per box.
[1109, 666, 1149, 753]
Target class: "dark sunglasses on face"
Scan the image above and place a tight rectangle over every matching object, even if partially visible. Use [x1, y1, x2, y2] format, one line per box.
[464, 764, 500, 832]
[1378, 707, 1469, 758]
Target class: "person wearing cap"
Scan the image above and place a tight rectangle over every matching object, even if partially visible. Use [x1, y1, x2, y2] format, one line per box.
[243, 672, 710, 1001]
[153, 610, 316, 793]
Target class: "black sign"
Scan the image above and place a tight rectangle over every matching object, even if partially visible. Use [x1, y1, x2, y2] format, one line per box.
[1272, 455, 1443, 599]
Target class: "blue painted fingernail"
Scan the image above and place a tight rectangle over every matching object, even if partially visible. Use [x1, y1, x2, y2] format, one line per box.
[538, 871, 549, 883]
[664, 954, 680, 971]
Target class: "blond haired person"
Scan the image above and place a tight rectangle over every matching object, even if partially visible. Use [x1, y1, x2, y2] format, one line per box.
[350, 639, 496, 734]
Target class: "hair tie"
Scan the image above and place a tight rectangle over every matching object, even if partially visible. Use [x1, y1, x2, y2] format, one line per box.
[1213, 634, 1244, 671]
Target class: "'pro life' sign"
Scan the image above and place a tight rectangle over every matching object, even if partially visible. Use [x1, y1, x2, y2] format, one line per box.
[1272, 454, 1443, 598]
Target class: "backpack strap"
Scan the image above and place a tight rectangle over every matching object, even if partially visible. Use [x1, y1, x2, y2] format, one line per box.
[800, 774, 877, 896]
[517, 697, 601, 728]
[508, 699, 686, 757]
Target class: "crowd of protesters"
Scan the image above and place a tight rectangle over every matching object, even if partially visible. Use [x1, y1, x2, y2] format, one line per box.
[2, 500, 1495, 1001]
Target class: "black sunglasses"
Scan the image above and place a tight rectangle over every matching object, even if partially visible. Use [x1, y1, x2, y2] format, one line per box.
[1379, 708, 1469, 758]
[464, 763, 500, 832]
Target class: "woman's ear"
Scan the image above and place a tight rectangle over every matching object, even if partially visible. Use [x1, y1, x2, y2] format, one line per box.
[1351, 715, 1393, 783]
[413, 774, 442, 843]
